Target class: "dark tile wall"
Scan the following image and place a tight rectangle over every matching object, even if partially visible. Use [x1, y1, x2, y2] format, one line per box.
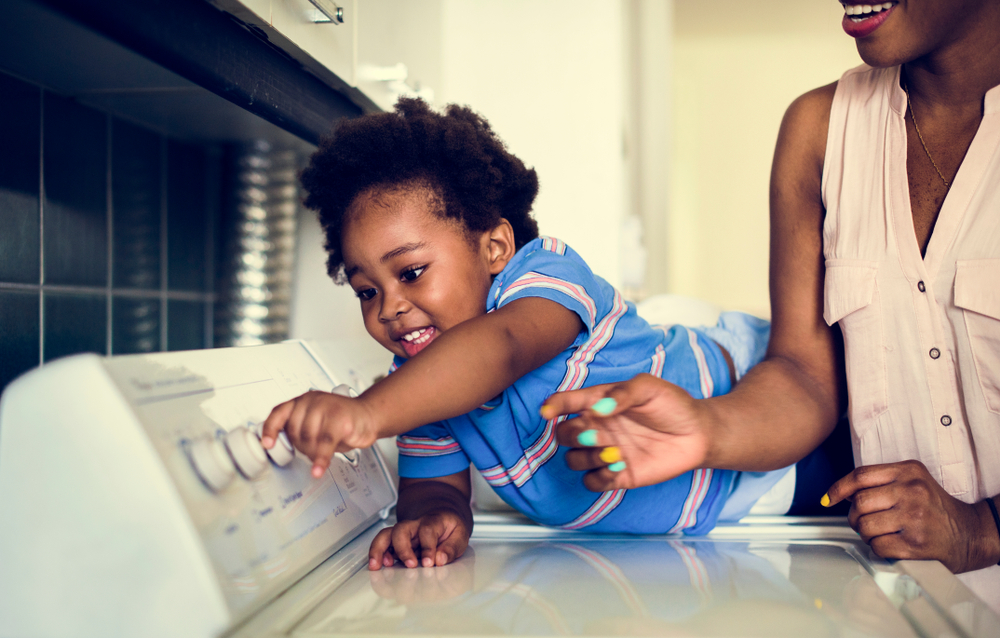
[0, 70, 220, 392]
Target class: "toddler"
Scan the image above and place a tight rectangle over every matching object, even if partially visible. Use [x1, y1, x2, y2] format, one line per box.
[262, 98, 792, 571]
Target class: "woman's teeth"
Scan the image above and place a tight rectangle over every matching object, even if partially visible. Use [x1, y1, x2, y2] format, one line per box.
[843, 2, 895, 19]
[402, 329, 431, 344]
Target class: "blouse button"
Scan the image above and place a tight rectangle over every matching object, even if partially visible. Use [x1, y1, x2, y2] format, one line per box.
[917, 281, 926, 292]
[941, 415, 952, 427]
[929, 347, 941, 359]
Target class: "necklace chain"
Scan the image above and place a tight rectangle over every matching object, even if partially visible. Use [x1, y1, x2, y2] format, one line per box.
[904, 85, 951, 188]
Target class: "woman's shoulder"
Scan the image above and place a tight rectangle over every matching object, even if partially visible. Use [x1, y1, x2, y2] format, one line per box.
[783, 81, 838, 135]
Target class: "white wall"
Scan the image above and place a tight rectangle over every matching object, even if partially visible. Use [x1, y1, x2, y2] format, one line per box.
[438, 0, 627, 287]
[668, 0, 862, 318]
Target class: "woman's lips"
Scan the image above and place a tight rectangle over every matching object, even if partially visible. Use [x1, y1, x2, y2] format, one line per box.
[842, 4, 895, 38]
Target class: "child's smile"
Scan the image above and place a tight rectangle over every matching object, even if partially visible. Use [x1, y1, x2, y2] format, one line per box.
[341, 185, 508, 360]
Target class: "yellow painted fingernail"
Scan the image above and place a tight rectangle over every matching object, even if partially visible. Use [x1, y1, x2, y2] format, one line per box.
[814, 598, 823, 610]
[820, 493, 831, 507]
[599, 447, 622, 464]
[539, 403, 554, 419]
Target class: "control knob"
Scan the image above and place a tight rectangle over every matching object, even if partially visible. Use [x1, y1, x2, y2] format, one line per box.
[264, 430, 295, 467]
[226, 426, 269, 479]
[332, 384, 361, 466]
[189, 437, 236, 492]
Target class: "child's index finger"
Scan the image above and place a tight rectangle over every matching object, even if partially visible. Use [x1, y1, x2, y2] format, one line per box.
[261, 400, 295, 449]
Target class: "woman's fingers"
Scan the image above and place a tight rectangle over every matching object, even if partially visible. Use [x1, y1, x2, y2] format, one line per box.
[564, 446, 623, 471]
[825, 463, 902, 507]
[540, 384, 617, 421]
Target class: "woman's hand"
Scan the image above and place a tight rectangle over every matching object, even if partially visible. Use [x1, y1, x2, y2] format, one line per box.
[368, 511, 471, 570]
[545, 374, 714, 491]
[261, 391, 380, 478]
[825, 460, 1000, 573]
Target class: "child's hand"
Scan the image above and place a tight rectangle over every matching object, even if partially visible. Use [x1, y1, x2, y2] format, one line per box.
[261, 390, 379, 478]
[368, 511, 471, 570]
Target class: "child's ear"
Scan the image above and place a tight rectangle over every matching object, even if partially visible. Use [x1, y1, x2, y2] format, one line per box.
[486, 219, 516, 275]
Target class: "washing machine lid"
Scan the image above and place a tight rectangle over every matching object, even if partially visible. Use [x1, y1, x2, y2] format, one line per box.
[238, 515, 999, 638]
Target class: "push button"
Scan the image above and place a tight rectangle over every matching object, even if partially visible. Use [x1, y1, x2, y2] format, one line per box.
[941, 415, 952, 427]
[917, 281, 926, 292]
[929, 348, 940, 359]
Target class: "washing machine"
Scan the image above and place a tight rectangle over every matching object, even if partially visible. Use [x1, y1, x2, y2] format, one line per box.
[0, 340, 997, 637]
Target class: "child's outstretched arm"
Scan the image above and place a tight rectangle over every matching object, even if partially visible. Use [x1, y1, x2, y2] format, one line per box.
[368, 470, 472, 570]
[261, 296, 584, 477]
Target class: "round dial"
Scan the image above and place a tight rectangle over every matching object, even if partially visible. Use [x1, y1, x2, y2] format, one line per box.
[331, 384, 361, 466]
[264, 430, 295, 467]
[225, 427, 269, 479]
[332, 383, 358, 398]
[189, 437, 236, 492]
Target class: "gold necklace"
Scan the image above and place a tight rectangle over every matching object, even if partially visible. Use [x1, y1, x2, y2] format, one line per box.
[904, 85, 951, 188]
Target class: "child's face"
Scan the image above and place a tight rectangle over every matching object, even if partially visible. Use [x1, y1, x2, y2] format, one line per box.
[341, 187, 510, 359]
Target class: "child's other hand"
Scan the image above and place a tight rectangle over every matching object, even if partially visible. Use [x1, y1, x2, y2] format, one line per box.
[261, 390, 379, 478]
[368, 512, 471, 570]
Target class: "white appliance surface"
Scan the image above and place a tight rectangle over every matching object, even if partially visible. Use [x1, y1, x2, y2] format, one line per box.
[1, 339, 997, 638]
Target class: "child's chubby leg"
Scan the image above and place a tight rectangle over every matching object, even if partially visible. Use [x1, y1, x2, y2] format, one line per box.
[369, 469, 474, 570]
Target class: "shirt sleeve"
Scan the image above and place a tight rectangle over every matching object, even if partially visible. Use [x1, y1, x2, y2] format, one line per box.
[396, 422, 471, 478]
[493, 241, 603, 336]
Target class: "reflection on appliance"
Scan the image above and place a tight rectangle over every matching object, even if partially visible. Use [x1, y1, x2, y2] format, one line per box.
[297, 534, 910, 637]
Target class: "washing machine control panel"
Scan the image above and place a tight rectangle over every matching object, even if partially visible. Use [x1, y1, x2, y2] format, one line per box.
[101, 342, 396, 617]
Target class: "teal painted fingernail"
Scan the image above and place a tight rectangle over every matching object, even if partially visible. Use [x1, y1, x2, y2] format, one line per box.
[609, 461, 627, 472]
[577, 429, 598, 446]
[591, 397, 617, 416]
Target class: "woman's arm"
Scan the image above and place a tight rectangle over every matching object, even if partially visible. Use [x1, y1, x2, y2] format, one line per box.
[547, 83, 845, 490]
[711, 80, 847, 469]
[263, 296, 583, 476]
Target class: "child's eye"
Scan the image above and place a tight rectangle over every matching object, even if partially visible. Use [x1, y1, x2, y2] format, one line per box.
[356, 288, 377, 301]
[400, 266, 425, 282]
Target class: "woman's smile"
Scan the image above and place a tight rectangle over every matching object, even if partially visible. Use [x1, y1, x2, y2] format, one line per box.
[841, 2, 897, 38]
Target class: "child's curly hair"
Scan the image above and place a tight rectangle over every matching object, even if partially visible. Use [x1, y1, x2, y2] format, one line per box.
[301, 97, 540, 282]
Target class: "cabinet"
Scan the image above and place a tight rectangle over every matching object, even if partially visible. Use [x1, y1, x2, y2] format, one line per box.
[209, 0, 442, 112]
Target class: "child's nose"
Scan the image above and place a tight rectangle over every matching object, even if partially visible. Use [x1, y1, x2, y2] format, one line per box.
[378, 288, 410, 322]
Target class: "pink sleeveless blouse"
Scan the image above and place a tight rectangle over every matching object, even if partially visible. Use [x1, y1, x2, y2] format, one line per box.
[822, 64, 1000, 607]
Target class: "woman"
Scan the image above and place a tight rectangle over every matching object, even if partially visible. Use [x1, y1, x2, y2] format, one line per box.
[542, 0, 1000, 608]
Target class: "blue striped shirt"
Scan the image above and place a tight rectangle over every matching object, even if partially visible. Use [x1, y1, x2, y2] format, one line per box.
[395, 237, 737, 534]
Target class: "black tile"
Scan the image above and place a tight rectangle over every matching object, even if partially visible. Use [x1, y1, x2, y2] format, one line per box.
[0, 73, 41, 284]
[44, 292, 107, 362]
[167, 141, 211, 292]
[0, 290, 40, 392]
[43, 94, 107, 287]
[167, 299, 207, 351]
[112, 119, 161, 290]
[112, 296, 160, 354]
